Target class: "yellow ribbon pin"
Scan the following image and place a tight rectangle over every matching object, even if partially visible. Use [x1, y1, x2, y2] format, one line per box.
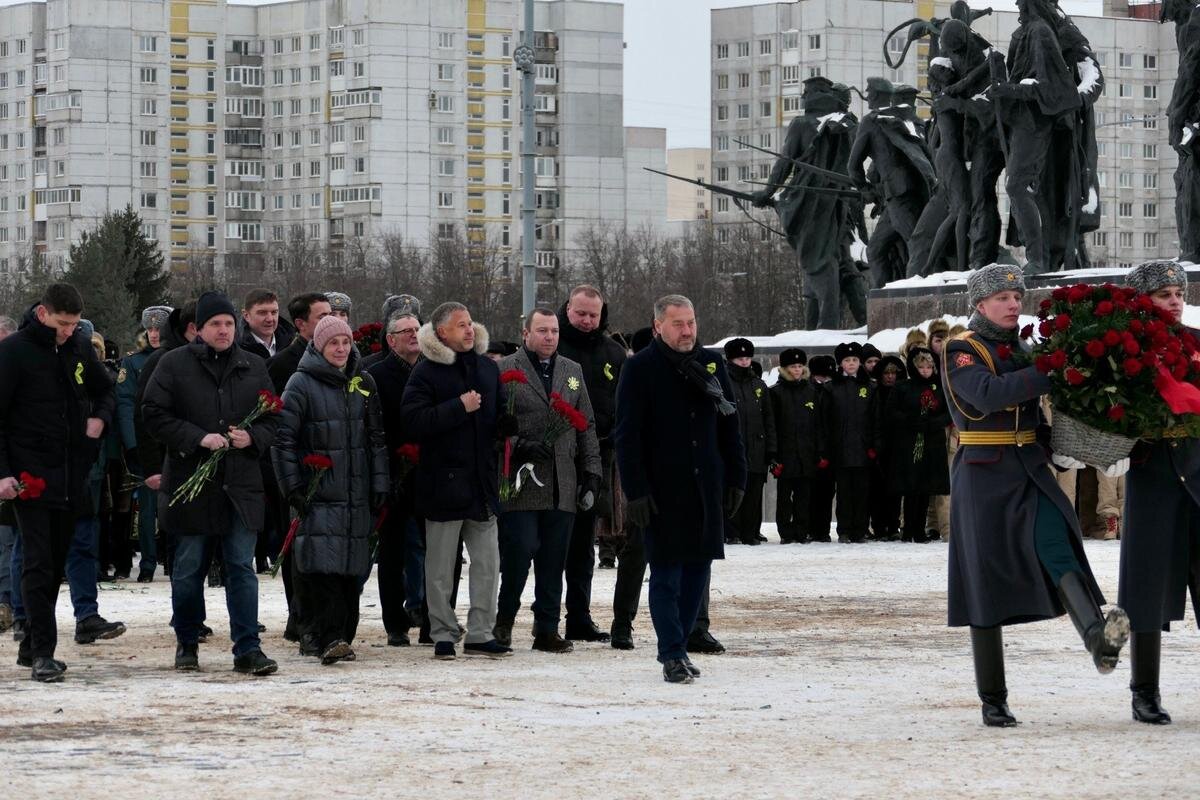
[74, 362, 84, 385]
[858, 387, 868, 398]
[603, 363, 614, 381]
[755, 387, 763, 398]
[805, 401, 815, 409]
[567, 376, 581, 392]
[347, 376, 371, 397]
[706, 362, 717, 375]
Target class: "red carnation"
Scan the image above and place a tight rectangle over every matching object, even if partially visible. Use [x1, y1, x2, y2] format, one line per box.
[1124, 339, 1141, 356]
[17, 471, 46, 501]
[1123, 358, 1144, 377]
[500, 369, 528, 385]
[1085, 340, 1106, 359]
[1039, 320, 1054, 338]
[1142, 351, 1158, 367]
[1064, 367, 1086, 386]
[1175, 362, 1190, 381]
[1094, 301, 1114, 317]
[1051, 288, 1069, 301]
[396, 444, 420, 464]
[1049, 349, 1068, 370]
[1020, 324, 1034, 340]
[1103, 330, 1121, 347]
[302, 453, 334, 470]
[997, 345, 1013, 360]
[1041, 297, 1055, 309]
[1067, 287, 1089, 304]
[1054, 314, 1072, 332]
[370, 342, 382, 353]
[1129, 319, 1144, 334]
[1106, 405, 1126, 422]
[1035, 355, 1052, 374]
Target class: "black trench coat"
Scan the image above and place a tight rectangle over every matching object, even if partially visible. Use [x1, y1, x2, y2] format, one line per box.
[943, 332, 1102, 628]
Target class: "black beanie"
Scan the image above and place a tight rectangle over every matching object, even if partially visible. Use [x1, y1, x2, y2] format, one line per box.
[779, 348, 807, 368]
[809, 355, 836, 378]
[195, 291, 238, 329]
[724, 337, 754, 360]
[861, 343, 882, 361]
[630, 327, 654, 353]
[834, 342, 863, 363]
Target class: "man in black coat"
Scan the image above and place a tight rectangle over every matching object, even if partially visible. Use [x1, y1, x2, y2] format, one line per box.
[268, 293, 331, 394]
[143, 291, 280, 676]
[555, 285, 626, 642]
[400, 302, 518, 660]
[366, 311, 428, 647]
[614, 295, 746, 684]
[723, 338, 776, 546]
[238, 289, 294, 361]
[807, 355, 838, 541]
[0, 284, 115, 682]
[770, 348, 822, 544]
[819, 342, 880, 543]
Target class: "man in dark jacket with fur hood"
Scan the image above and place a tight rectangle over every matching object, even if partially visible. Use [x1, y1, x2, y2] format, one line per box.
[143, 292, 280, 677]
[0, 284, 115, 682]
[400, 302, 518, 661]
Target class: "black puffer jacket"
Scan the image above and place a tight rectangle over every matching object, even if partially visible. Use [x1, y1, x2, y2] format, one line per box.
[818, 372, 880, 468]
[770, 371, 821, 479]
[142, 339, 278, 536]
[556, 301, 626, 442]
[884, 349, 950, 496]
[727, 362, 776, 473]
[272, 345, 389, 577]
[0, 306, 115, 513]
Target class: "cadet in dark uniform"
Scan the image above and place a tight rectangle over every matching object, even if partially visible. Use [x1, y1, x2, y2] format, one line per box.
[943, 264, 1129, 727]
[1119, 260, 1198, 725]
[722, 338, 776, 546]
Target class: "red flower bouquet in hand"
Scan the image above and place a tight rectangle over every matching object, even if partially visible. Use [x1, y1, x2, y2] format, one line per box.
[270, 453, 333, 577]
[912, 386, 941, 464]
[2, 471, 47, 508]
[171, 390, 283, 507]
[499, 370, 529, 501]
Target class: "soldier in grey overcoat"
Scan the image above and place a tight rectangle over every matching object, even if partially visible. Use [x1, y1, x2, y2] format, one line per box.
[1119, 260, 1200, 725]
[943, 264, 1129, 727]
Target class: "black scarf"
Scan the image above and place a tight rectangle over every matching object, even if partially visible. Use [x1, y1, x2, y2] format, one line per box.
[655, 338, 736, 416]
[967, 311, 1019, 344]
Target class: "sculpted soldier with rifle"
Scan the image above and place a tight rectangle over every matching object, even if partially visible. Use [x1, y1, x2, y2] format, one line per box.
[1162, 0, 1200, 263]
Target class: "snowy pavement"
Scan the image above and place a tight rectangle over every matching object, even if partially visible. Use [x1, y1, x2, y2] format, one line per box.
[2, 530, 1197, 799]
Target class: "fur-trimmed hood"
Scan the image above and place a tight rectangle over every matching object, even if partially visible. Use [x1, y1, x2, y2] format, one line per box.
[417, 321, 490, 365]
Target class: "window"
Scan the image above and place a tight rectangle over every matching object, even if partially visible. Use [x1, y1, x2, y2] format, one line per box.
[782, 65, 799, 85]
[1144, 203, 1158, 218]
[438, 64, 455, 81]
[310, 160, 321, 177]
[1119, 231, 1134, 248]
[737, 103, 750, 119]
[207, 194, 216, 215]
[738, 165, 750, 182]
[225, 97, 263, 117]
[141, 99, 157, 115]
[717, 74, 729, 91]
[17, 39, 26, 54]
[225, 223, 263, 242]
[438, 32, 454, 49]
[783, 96, 800, 113]
[1144, 144, 1158, 159]
[273, 38, 284, 55]
[139, 35, 157, 52]
[310, 34, 321, 50]
[1144, 116, 1158, 130]
[225, 160, 265, 179]
[1093, 231, 1108, 248]
[311, 98, 322, 114]
[1144, 54, 1157, 70]
[207, 164, 216, 185]
[1144, 173, 1158, 189]
[737, 72, 750, 89]
[310, 128, 321, 145]
[292, 193, 302, 208]
[715, 135, 729, 152]
[331, 186, 382, 204]
[760, 101, 772, 117]
[140, 161, 157, 177]
[291, 130, 302, 147]
[207, 39, 215, 60]
[715, 166, 729, 182]
[783, 32, 799, 50]
[438, 191, 454, 208]
[331, 123, 345, 143]
[225, 66, 263, 86]
[290, 99, 302, 115]
[536, 64, 558, 83]
[141, 192, 158, 209]
[291, 67, 302, 84]
[437, 126, 454, 145]
[53, 32, 65, 50]
[716, 43, 729, 60]
[15, 70, 25, 87]
[1144, 85, 1157, 100]
[502, 193, 511, 214]
[1119, 52, 1133, 68]
[1120, 142, 1134, 159]
[353, 62, 365, 78]
[330, 155, 345, 171]
[330, 60, 344, 77]
[140, 67, 157, 84]
[330, 27, 345, 48]
[1119, 171, 1132, 188]
[1119, 83, 1132, 98]
[207, 70, 216, 92]
[291, 36, 302, 53]
[758, 133, 772, 149]
[1145, 232, 1159, 249]
[534, 157, 557, 177]
[52, 127, 65, 146]
[292, 162, 303, 178]
[759, 39, 772, 55]
[759, 69, 771, 87]
[353, 158, 366, 175]
[1118, 202, 1133, 218]
[53, 65, 66, 83]
[437, 95, 455, 113]
[353, 28, 365, 46]
[808, 34, 822, 50]
[736, 42, 750, 58]
[272, 100, 284, 117]
[273, 69, 284, 86]
[716, 105, 728, 121]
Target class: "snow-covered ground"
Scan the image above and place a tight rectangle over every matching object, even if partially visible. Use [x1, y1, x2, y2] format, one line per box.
[2, 532, 1197, 798]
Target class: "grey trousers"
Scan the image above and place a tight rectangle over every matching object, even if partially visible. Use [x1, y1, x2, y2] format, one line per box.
[425, 517, 499, 645]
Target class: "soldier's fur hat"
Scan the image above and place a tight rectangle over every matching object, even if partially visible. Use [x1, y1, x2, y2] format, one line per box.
[968, 264, 1026, 306]
[1126, 260, 1187, 296]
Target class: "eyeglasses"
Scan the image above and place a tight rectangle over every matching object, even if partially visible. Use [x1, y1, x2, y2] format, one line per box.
[389, 327, 419, 337]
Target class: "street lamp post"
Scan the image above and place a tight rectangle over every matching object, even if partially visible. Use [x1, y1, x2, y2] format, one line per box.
[514, 0, 537, 317]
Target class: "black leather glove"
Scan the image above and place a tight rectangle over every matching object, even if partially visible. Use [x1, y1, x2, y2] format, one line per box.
[515, 438, 553, 462]
[625, 495, 658, 529]
[577, 474, 600, 512]
[496, 412, 520, 438]
[724, 487, 745, 519]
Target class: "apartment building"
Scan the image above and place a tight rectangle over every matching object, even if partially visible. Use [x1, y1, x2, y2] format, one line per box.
[666, 147, 712, 221]
[710, 0, 1180, 269]
[0, 0, 662, 281]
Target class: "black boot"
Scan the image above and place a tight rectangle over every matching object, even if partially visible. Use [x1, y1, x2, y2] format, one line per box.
[686, 629, 725, 654]
[610, 622, 634, 651]
[493, 618, 513, 648]
[532, 632, 574, 654]
[74, 615, 127, 644]
[971, 626, 1018, 727]
[175, 643, 199, 671]
[1130, 631, 1171, 725]
[31, 656, 66, 683]
[1058, 571, 1130, 674]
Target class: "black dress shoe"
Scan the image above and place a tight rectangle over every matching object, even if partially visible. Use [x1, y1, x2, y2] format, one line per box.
[175, 643, 199, 671]
[320, 640, 353, 665]
[387, 632, 411, 647]
[1132, 688, 1172, 725]
[136, 568, 155, 583]
[681, 656, 701, 677]
[18, 652, 65, 671]
[75, 615, 127, 644]
[565, 620, 610, 643]
[233, 649, 278, 676]
[31, 656, 66, 683]
[532, 632, 574, 654]
[686, 630, 725, 654]
[299, 633, 321, 657]
[493, 620, 513, 648]
[198, 623, 213, 643]
[980, 694, 1019, 727]
[610, 628, 634, 650]
[662, 659, 694, 684]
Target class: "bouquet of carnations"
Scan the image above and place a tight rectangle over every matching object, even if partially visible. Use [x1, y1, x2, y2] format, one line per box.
[912, 386, 941, 464]
[1, 471, 46, 509]
[270, 453, 333, 578]
[170, 390, 284, 507]
[499, 369, 528, 502]
[1031, 282, 1200, 467]
[352, 322, 385, 357]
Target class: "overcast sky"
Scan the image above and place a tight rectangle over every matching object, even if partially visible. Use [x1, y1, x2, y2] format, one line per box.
[1, 0, 1106, 147]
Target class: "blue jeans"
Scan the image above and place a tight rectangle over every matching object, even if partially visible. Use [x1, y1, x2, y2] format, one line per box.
[648, 560, 712, 663]
[405, 517, 425, 613]
[136, 486, 158, 573]
[171, 512, 260, 657]
[9, 519, 101, 622]
[497, 510, 574, 635]
[0, 524, 14, 606]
